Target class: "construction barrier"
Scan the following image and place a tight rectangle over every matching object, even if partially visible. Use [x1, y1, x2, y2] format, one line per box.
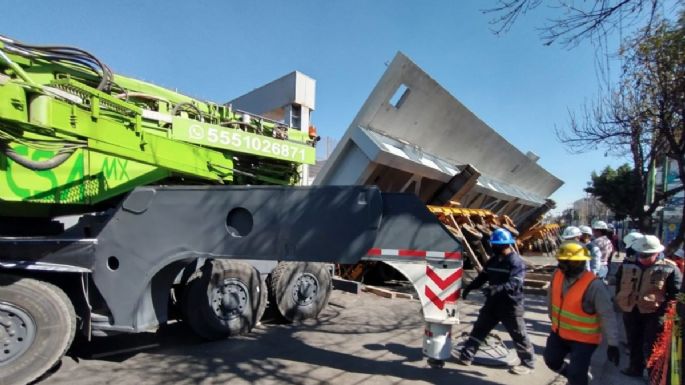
[648, 301, 681, 385]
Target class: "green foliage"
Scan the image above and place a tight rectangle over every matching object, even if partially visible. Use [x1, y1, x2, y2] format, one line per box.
[585, 164, 642, 221]
[566, 12, 685, 242]
[624, 11, 685, 164]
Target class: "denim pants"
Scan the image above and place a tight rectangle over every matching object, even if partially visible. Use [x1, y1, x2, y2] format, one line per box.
[543, 331, 597, 385]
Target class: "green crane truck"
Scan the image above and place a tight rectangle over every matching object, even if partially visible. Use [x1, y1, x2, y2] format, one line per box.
[0, 35, 463, 385]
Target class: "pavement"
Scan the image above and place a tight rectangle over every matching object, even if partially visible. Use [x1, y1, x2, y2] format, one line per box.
[37, 270, 649, 385]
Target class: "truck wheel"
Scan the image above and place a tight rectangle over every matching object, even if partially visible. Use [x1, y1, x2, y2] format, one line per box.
[268, 262, 332, 322]
[182, 260, 266, 339]
[0, 274, 76, 385]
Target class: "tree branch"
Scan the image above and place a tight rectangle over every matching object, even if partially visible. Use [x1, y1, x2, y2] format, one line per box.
[483, 0, 665, 47]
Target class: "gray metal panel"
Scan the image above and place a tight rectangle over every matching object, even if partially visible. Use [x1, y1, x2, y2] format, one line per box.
[0, 238, 96, 268]
[227, 71, 316, 113]
[373, 193, 460, 253]
[315, 52, 563, 199]
[82, 185, 460, 329]
[1, 185, 462, 331]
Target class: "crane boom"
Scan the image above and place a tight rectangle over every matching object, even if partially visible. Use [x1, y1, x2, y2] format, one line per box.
[0, 35, 315, 213]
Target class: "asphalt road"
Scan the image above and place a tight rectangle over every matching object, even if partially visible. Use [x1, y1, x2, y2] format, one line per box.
[37, 283, 646, 385]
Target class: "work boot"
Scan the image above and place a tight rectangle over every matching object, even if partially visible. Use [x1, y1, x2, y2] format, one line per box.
[509, 365, 533, 375]
[547, 374, 568, 385]
[454, 346, 474, 366]
[546, 375, 567, 385]
[455, 356, 473, 366]
[620, 367, 643, 377]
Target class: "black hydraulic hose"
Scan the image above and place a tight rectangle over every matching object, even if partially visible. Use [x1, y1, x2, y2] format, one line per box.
[5, 38, 112, 91]
[40, 49, 112, 91]
[1, 144, 75, 171]
[171, 102, 203, 118]
[38, 50, 111, 91]
[40, 54, 102, 76]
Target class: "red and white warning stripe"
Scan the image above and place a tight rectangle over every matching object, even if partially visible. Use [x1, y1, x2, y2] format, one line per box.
[367, 248, 461, 260]
[424, 265, 463, 310]
[425, 286, 459, 310]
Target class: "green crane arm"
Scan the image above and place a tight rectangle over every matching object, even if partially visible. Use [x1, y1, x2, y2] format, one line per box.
[0, 35, 316, 213]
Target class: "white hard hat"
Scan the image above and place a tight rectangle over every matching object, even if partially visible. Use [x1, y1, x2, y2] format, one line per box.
[623, 232, 644, 248]
[562, 226, 582, 240]
[674, 249, 685, 259]
[632, 235, 665, 254]
[592, 221, 608, 230]
[579, 225, 593, 235]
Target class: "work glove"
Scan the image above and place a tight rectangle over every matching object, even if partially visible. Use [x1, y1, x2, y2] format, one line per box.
[481, 287, 492, 297]
[461, 287, 471, 300]
[482, 285, 502, 298]
[607, 345, 620, 366]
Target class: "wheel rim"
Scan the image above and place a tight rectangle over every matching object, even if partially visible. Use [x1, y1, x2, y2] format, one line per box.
[291, 273, 319, 307]
[211, 279, 249, 321]
[0, 302, 36, 366]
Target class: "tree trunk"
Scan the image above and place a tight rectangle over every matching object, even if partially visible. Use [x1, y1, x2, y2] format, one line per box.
[638, 214, 655, 234]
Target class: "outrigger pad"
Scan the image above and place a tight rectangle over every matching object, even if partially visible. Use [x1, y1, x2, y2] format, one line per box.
[451, 332, 517, 367]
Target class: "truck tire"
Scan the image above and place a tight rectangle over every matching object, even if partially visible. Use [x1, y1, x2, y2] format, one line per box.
[0, 274, 76, 385]
[182, 260, 266, 339]
[268, 262, 332, 322]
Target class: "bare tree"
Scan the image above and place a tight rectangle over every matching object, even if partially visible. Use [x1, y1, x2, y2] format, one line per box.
[485, 0, 670, 47]
[557, 13, 685, 250]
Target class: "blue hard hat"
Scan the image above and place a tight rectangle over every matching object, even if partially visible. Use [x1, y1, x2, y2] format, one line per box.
[490, 228, 515, 245]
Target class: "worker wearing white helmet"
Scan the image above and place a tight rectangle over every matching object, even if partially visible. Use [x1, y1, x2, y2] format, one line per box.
[579, 226, 594, 236]
[591, 221, 614, 279]
[622, 232, 644, 263]
[623, 231, 644, 247]
[579, 226, 602, 276]
[614, 235, 682, 377]
[561, 226, 582, 241]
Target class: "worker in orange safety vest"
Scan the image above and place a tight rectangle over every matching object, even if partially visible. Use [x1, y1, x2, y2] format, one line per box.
[544, 241, 620, 385]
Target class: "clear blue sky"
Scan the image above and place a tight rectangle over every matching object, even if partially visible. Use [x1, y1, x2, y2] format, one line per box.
[4, 0, 632, 212]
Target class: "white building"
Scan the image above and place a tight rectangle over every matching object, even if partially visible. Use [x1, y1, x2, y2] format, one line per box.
[572, 196, 612, 225]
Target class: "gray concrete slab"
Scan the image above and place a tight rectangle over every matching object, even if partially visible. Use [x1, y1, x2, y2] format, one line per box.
[39, 288, 647, 385]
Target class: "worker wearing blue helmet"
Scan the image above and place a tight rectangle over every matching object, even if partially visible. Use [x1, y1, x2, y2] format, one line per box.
[456, 228, 535, 375]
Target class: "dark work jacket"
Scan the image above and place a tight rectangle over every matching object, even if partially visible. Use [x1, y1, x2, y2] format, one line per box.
[464, 251, 526, 306]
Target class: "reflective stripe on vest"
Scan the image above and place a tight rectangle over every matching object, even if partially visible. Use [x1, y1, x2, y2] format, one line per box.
[551, 270, 602, 344]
